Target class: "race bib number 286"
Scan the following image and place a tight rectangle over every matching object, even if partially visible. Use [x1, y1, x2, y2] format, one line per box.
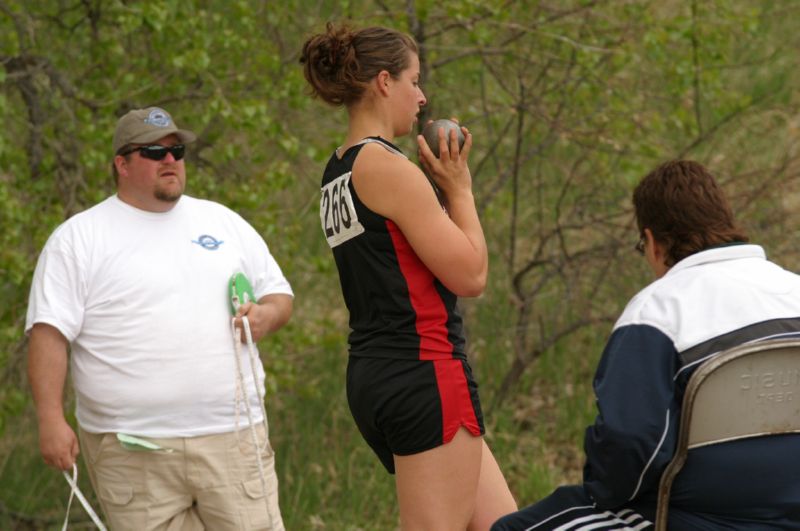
[320, 172, 365, 248]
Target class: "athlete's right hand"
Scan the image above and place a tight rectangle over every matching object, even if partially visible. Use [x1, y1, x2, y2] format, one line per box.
[39, 417, 79, 470]
[417, 121, 474, 202]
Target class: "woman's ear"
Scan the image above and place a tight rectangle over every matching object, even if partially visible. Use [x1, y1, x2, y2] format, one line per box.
[375, 70, 391, 96]
[644, 228, 670, 278]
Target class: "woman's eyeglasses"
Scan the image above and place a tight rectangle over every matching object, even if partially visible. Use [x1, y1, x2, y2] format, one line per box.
[120, 144, 186, 161]
[635, 236, 645, 255]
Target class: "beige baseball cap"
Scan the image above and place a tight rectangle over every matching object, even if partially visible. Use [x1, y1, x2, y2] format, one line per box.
[112, 107, 197, 154]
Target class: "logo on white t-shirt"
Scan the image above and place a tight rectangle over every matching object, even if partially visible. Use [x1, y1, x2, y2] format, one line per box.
[192, 234, 224, 250]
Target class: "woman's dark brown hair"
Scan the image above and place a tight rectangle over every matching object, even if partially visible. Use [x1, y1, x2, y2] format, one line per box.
[633, 160, 748, 267]
[300, 23, 418, 107]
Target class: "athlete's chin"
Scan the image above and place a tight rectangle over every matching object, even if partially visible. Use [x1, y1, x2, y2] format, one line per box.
[397, 123, 414, 138]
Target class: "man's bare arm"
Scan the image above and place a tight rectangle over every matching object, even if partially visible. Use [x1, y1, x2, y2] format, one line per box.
[28, 323, 78, 470]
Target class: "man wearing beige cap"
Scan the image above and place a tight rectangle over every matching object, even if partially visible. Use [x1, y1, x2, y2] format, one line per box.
[25, 106, 293, 530]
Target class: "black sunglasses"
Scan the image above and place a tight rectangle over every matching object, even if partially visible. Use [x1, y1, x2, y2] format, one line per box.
[120, 144, 186, 161]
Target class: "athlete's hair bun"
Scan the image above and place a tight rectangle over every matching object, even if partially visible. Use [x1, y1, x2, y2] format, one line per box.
[300, 22, 418, 107]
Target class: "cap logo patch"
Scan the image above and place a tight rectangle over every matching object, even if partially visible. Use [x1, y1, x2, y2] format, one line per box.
[145, 109, 171, 128]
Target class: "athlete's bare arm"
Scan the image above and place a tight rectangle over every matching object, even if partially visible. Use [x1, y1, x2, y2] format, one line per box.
[351, 131, 487, 297]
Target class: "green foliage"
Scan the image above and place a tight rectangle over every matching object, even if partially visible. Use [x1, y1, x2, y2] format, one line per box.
[1, 0, 799, 528]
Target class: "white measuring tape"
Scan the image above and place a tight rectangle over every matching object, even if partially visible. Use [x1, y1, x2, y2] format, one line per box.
[61, 463, 107, 530]
[231, 314, 275, 529]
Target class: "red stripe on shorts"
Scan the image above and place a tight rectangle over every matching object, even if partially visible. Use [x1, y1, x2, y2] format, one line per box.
[386, 220, 481, 442]
[386, 220, 454, 360]
[434, 359, 481, 442]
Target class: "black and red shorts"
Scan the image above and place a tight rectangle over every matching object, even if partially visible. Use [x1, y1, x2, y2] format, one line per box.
[346, 356, 485, 473]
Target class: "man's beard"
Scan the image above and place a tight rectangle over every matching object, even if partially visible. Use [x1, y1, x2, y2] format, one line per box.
[154, 184, 182, 203]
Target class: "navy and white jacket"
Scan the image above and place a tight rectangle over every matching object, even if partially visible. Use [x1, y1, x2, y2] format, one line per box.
[585, 243, 800, 528]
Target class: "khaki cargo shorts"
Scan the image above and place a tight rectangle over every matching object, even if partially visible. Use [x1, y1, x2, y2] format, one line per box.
[79, 425, 283, 531]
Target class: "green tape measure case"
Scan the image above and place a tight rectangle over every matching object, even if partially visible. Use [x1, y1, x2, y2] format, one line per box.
[229, 272, 256, 315]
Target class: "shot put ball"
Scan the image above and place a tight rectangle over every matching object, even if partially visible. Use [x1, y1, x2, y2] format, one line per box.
[422, 119, 466, 157]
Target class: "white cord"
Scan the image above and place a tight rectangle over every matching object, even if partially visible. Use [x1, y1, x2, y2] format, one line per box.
[62, 463, 107, 531]
[231, 316, 274, 528]
[243, 316, 271, 446]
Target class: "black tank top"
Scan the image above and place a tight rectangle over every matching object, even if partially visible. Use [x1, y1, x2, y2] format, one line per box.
[319, 137, 466, 360]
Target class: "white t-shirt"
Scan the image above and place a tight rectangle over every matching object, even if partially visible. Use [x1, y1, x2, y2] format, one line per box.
[25, 195, 293, 437]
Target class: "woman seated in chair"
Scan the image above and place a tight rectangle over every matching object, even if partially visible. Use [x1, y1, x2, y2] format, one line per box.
[492, 160, 800, 530]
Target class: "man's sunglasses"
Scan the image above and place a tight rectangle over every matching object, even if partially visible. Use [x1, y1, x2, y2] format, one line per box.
[120, 144, 186, 161]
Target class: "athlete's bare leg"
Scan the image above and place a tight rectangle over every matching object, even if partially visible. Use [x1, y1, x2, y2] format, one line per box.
[394, 428, 482, 531]
[394, 428, 516, 530]
[468, 440, 517, 531]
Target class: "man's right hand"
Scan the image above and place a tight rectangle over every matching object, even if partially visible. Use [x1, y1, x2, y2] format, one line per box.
[38, 416, 79, 470]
